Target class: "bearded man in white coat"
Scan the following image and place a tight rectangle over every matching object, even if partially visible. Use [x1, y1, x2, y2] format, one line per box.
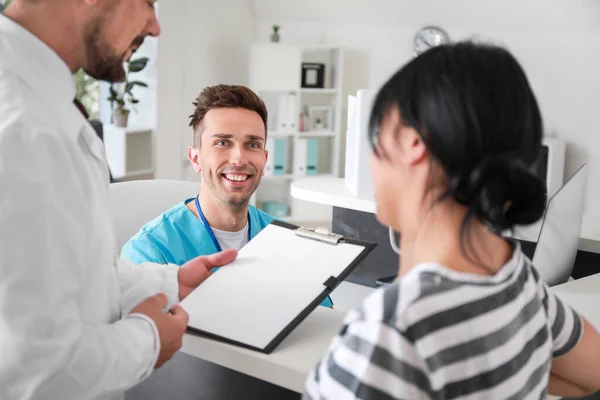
[0, 1, 237, 399]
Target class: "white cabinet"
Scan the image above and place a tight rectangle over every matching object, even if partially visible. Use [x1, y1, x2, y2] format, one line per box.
[249, 43, 302, 92]
[248, 43, 345, 224]
[103, 125, 154, 180]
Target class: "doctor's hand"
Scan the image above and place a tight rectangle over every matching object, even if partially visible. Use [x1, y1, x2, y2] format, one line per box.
[177, 249, 238, 301]
[130, 292, 189, 369]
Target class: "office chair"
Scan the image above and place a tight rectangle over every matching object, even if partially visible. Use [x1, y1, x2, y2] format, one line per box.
[109, 179, 199, 250]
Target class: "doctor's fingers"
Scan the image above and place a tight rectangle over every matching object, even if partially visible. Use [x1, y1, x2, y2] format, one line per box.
[169, 304, 189, 328]
[130, 292, 169, 316]
[205, 248, 238, 268]
[152, 292, 169, 308]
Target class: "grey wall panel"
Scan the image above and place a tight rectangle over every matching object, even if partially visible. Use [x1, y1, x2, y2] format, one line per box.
[332, 206, 399, 287]
[332, 206, 600, 287]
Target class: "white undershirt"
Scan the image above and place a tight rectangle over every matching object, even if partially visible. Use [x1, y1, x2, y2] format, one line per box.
[211, 223, 249, 251]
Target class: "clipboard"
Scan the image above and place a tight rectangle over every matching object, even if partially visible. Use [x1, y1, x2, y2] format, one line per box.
[179, 219, 376, 354]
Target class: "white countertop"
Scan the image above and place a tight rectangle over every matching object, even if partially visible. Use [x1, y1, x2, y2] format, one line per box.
[179, 282, 373, 393]
[551, 273, 600, 326]
[180, 275, 600, 395]
[292, 176, 376, 214]
[180, 305, 346, 393]
[291, 176, 600, 254]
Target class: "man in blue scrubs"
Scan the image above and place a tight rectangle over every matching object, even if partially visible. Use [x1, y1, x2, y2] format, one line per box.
[122, 84, 333, 308]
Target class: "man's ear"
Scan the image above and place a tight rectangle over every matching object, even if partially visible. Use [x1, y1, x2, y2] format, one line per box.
[187, 146, 201, 173]
[262, 148, 269, 177]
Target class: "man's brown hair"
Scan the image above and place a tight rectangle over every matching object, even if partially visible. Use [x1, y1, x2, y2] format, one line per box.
[189, 84, 268, 148]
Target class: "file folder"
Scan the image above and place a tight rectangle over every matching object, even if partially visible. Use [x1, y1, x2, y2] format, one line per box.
[264, 139, 274, 177]
[294, 138, 307, 176]
[306, 138, 319, 175]
[273, 138, 287, 175]
[180, 220, 376, 353]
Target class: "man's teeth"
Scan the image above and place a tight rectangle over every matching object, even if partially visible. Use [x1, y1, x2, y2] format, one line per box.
[225, 174, 248, 182]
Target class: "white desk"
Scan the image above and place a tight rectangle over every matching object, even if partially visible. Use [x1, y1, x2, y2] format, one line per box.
[179, 282, 368, 393]
[180, 305, 346, 393]
[181, 275, 600, 394]
[291, 176, 600, 254]
[552, 273, 600, 326]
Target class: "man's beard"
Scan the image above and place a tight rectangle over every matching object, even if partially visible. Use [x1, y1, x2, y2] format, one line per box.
[82, 17, 144, 83]
[203, 171, 259, 209]
[216, 183, 257, 209]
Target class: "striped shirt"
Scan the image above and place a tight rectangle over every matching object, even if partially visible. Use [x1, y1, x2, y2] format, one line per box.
[303, 243, 583, 399]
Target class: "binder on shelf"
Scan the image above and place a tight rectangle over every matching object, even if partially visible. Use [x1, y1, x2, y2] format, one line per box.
[294, 138, 308, 176]
[276, 93, 299, 133]
[264, 139, 275, 177]
[287, 93, 299, 132]
[273, 137, 287, 175]
[306, 138, 319, 176]
[276, 94, 290, 133]
[180, 220, 376, 353]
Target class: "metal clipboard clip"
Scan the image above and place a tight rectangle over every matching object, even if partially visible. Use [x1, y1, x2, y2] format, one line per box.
[294, 226, 343, 245]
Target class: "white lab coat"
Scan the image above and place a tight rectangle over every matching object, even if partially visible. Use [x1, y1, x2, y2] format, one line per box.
[0, 14, 180, 400]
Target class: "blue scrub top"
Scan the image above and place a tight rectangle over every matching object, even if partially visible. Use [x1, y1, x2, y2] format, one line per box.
[121, 198, 334, 308]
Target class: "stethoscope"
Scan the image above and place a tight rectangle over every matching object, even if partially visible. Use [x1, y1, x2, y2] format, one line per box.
[194, 195, 251, 251]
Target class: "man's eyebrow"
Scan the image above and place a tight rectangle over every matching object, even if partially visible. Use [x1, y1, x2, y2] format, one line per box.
[246, 135, 265, 142]
[210, 133, 265, 142]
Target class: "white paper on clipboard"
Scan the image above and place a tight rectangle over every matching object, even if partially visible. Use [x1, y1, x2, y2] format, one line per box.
[179, 220, 375, 353]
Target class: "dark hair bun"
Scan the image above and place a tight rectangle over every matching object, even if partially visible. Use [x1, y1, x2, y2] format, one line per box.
[448, 157, 547, 232]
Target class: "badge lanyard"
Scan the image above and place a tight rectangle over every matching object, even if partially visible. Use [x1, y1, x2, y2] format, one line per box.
[194, 196, 251, 252]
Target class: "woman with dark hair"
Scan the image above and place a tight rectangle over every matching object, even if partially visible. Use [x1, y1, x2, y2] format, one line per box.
[303, 41, 600, 399]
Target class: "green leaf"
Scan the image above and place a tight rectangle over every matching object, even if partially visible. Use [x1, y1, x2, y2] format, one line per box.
[108, 84, 123, 109]
[130, 80, 148, 88]
[129, 57, 149, 65]
[128, 57, 149, 73]
[125, 80, 148, 94]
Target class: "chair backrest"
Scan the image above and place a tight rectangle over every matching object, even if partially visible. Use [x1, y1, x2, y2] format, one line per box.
[109, 179, 199, 250]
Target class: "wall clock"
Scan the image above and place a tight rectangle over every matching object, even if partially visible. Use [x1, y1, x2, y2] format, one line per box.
[413, 26, 450, 56]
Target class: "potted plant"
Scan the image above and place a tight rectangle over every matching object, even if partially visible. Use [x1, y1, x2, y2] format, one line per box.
[271, 24, 280, 43]
[314, 117, 323, 130]
[107, 50, 149, 128]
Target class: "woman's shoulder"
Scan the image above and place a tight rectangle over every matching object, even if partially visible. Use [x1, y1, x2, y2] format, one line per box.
[352, 271, 433, 331]
[355, 254, 530, 332]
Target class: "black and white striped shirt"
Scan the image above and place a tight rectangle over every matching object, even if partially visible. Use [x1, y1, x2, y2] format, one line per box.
[304, 244, 583, 399]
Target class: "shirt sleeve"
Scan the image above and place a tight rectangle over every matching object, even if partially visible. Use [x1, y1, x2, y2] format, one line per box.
[119, 235, 180, 314]
[121, 237, 169, 265]
[541, 284, 584, 357]
[0, 125, 158, 399]
[116, 256, 180, 315]
[303, 309, 431, 400]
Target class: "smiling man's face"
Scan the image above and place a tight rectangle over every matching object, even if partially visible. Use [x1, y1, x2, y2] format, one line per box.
[189, 107, 268, 207]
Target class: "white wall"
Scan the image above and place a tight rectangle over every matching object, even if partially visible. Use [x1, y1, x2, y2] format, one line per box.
[255, 0, 600, 218]
[155, 0, 256, 181]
